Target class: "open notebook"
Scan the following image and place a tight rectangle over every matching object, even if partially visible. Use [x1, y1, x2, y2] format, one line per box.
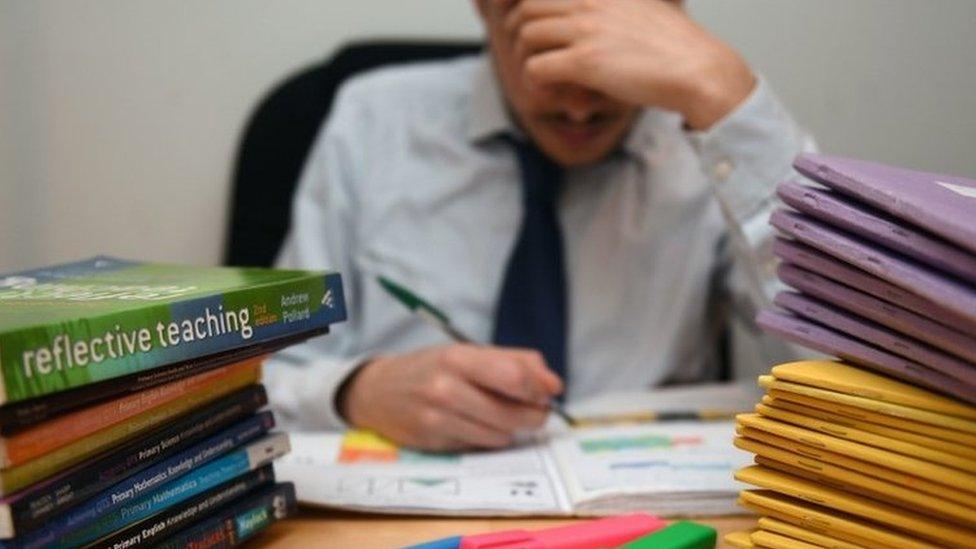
[276, 421, 749, 517]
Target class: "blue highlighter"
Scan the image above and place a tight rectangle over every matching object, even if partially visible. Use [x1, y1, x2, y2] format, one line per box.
[402, 536, 461, 549]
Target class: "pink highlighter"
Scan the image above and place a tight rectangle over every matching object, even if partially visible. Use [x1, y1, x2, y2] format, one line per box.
[459, 513, 667, 549]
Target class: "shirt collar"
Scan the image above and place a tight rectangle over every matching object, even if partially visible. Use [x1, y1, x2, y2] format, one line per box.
[467, 54, 517, 144]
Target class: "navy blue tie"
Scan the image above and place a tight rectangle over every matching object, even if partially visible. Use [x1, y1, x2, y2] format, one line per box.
[492, 138, 569, 384]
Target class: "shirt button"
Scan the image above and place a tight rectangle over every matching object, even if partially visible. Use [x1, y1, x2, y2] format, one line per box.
[712, 157, 734, 182]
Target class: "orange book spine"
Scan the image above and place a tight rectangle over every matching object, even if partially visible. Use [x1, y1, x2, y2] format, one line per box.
[0, 356, 264, 468]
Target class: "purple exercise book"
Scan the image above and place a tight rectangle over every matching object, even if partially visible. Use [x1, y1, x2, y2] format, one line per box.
[774, 290, 976, 387]
[793, 153, 976, 255]
[777, 262, 976, 365]
[777, 180, 976, 285]
[772, 238, 976, 337]
[770, 209, 976, 324]
[756, 310, 976, 405]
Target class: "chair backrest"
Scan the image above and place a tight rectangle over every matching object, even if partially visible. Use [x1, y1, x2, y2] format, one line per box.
[224, 40, 483, 267]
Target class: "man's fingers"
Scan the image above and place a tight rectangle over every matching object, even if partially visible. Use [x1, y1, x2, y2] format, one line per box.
[438, 377, 549, 431]
[440, 345, 561, 404]
[524, 47, 594, 89]
[510, 349, 563, 396]
[504, 0, 578, 36]
[513, 17, 578, 64]
[417, 407, 513, 450]
[444, 415, 514, 449]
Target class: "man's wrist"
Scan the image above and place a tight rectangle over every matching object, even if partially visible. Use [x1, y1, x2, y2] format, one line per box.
[335, 356, 381, 426]
[681, 52, 756, 131]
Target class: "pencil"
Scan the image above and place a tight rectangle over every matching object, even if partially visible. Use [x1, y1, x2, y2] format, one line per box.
[572, 410, 740, 427]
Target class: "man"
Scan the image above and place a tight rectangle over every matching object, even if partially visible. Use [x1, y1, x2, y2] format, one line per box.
[265, 0, 811, 451]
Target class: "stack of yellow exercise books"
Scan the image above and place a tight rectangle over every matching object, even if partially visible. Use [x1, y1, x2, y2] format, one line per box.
[725, 360, 976, 549]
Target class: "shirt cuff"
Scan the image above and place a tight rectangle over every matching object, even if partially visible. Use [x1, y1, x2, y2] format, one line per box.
[263, 351, 371, 432]
[687, 77, 806, 222]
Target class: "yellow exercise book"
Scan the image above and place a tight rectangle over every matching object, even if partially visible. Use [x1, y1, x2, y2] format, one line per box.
[750, 529, 820, 549]
[755, 455, 976, 527]
[735, 425, 976, 508]
[761, 395, 976, 459]
[739, 499, 887, 549]
[770, 361, 976, 419]
[736, 414, 976, 493]
[764, 389, 976, 445]
[735, 465, 976, 547]
[758, 376, 976, 434]
[734, 435, 976, 524]
[758, 517, 866, 549]
[754, 403, 976, 473]
[725, 530, 758, 548]
[737, 491, 936, 549]
[738, 501, 880, 549]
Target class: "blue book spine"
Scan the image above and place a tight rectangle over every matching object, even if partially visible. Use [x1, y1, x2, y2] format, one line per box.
[92, 465, 275, 549]
[6, 385, 268, 533]
[6, 429, 287, 549]
[155, 482, 297, 549]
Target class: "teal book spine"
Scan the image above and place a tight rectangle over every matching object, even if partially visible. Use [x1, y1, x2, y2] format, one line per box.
[0, 257, 346, 403]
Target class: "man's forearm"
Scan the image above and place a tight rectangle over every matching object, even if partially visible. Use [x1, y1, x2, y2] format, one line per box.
[689, 78, 816, 308]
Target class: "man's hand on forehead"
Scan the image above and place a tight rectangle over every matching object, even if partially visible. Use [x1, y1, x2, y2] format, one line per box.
[495, 0, 755, 130]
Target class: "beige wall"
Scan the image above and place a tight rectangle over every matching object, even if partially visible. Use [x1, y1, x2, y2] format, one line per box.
[2, 1, 975, 272]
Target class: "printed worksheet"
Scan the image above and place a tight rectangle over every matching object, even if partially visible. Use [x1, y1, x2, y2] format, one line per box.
[277, 420, 750, 517]
[277, 430, 571, 515]
[548, 422, 750, 515]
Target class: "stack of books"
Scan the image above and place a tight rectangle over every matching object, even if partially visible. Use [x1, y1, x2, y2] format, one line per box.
[726, 154, 976, 548]
[0, 257, 346, 548]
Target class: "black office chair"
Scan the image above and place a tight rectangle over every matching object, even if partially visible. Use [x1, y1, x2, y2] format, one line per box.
[224, 39, 483, 267]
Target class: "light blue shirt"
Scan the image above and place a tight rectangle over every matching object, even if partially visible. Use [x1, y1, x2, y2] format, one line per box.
[265, 54, 813, 430]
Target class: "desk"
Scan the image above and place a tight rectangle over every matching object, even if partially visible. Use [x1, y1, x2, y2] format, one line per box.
[256, 507, 755, 548]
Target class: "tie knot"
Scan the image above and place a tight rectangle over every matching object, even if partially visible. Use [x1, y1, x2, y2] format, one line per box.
[508, 137, 563, 206]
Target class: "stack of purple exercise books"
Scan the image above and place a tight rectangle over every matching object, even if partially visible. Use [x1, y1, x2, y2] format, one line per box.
[759, 153, 976, 405]
[727, 153, 976, 547]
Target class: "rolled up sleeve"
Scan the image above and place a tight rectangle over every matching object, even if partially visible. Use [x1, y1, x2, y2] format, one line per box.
[688, 77, 817, 378]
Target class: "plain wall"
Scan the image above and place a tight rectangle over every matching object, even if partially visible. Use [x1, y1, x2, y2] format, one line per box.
[2, 1, 975, 273]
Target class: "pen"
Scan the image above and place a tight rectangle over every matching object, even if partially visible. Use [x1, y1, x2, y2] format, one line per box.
[378, 275, 579, 427]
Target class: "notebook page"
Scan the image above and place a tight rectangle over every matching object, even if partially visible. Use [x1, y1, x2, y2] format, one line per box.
[548, 421, 750, 515]
[276, 430, 571, 516]
[566, 383, 759, 420]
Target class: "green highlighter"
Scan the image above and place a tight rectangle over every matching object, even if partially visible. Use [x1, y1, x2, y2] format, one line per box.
[617, 521, 716, 549]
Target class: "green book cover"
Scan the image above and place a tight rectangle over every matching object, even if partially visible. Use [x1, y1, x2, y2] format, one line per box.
[0, 256, 346, 403]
